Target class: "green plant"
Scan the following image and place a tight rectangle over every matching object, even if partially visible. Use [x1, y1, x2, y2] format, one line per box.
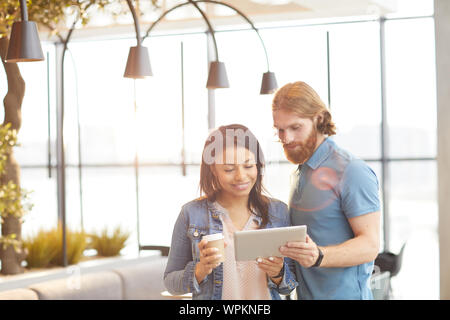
[0, 123, 18, 173]
[22, 227, 87, 268]
[90, 226, 130, 257]
[23, 229, 58, 268]
[49, 227, 87, 266]
[0, 181, 33, 220]
[0, 123, 33, 274]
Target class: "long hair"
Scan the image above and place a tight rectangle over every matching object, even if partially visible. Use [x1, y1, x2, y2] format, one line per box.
[199, 124, 270, 228]
[272, 81, 337, 136]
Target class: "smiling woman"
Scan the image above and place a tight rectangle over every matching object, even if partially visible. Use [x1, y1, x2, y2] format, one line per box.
[163, 123, 298, 300]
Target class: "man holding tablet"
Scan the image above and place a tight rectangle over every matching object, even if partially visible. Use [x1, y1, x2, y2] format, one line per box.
[272, 81, 381, 300]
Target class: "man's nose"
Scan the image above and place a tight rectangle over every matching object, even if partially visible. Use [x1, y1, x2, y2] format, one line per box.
[282, 130, 294, 144]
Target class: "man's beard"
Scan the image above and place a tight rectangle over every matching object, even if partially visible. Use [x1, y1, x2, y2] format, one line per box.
[283, 127, 318, 165]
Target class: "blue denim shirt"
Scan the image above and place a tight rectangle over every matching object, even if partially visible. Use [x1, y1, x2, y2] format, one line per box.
[164, 197, 298, 300]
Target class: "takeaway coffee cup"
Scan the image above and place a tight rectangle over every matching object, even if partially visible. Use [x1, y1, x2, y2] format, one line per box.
[203, 233, 225, 263]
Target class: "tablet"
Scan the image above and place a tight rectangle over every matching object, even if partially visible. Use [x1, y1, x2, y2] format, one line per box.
[234, 225, 307, 261]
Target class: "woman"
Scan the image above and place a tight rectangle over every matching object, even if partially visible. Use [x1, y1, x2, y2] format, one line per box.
[164, 124, 297, 300]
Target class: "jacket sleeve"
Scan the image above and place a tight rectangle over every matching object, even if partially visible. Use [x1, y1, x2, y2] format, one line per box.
[267, 200, 299, 295]
[267, 257, 298, 295]
[163, 207, 200, 295]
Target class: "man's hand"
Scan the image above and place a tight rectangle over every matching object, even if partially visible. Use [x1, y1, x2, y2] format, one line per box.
[279, 234, 320, 268]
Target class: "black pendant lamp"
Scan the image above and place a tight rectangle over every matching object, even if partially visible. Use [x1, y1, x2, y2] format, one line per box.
[206, 61, 229, 89]
[124, 0, 152, 79]
[260, 71, 278, 94]
[140, 0, 277, 94]
[124, 45, 152, 79]
[5, 0, 44, 63]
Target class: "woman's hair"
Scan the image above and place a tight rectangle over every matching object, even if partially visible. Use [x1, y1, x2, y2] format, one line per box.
[272, 81, 337, 136]
[199, 124, 270, 228]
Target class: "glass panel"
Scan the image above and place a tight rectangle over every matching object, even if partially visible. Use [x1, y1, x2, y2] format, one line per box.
[328, 22, 382, 160]
[66, 34, 208, 166]
[264, 161, 298, 204]
[385, 0, 434, 19]
[138, 165, 201, 247]
[385, 18, 437, 159]
[65, 38, 136, 165]
[137, 33, 208, 164]
[388, 160, 438, 299]
[81, 167, 138, 255]
[214, 27, 328, 163]
[20, 168, 58, 237]
[7, 43, 56, 166]
[180, 34, 209, 164]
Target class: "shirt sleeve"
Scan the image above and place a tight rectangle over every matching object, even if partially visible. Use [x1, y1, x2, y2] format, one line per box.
[339, 160, 381, 219]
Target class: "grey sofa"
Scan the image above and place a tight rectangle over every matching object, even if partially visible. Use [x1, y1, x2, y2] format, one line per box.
[0, 256, 171, 300]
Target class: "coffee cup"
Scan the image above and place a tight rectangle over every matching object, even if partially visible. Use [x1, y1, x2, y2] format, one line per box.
[203, 233, 225, 263]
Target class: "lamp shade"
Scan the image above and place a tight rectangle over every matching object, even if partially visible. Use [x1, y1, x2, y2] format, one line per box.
[260, 71, 278, 94]
[124, 45, 153, 79]
[206, 61, 229, 89]
[6, 21, 44, 62]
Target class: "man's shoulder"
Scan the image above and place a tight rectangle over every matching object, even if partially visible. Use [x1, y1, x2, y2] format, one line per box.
[325, 140, 373, 173]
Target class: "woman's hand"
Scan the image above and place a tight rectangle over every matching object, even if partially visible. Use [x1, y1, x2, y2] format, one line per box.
[194, 239, 223, 283]
[256, 256, 284, 285]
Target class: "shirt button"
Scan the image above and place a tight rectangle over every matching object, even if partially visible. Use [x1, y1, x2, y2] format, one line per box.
[194, 231, 199, 237]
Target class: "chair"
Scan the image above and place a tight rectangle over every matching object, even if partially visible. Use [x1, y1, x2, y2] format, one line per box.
[370, 271, 391, 300]
[373, 242, 407, 299]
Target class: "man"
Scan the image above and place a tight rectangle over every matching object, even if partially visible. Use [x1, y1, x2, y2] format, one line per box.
[273, 81, 380, 300]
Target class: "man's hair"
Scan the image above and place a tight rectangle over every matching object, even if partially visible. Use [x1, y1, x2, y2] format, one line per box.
[272, 81, 336, 136]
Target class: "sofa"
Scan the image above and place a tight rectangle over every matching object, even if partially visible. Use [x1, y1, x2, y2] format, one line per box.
[0, 256, 171, 300]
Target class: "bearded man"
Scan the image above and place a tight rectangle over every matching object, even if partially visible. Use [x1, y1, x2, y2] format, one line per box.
[272, 81, 381, 300]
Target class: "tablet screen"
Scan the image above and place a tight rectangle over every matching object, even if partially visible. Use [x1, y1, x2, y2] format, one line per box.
[234, 225, 307, 261]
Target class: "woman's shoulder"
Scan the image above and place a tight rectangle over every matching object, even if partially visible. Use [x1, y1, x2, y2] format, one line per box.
[266, 197, 288, 211]
[181, 196, 209, 213]
[266, 197, 290, 227]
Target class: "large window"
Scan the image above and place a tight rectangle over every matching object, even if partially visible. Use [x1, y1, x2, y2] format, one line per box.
[7, 7, 437, 299]
[384, 18, 437, 299]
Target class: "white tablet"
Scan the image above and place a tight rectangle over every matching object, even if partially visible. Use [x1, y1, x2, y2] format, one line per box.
[234, 225, 307, 261]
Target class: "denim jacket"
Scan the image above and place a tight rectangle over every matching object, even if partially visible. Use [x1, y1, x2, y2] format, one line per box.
[164, 197, 298, 300]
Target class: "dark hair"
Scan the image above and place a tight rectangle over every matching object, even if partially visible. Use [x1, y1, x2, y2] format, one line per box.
[199, 124, 270, 228]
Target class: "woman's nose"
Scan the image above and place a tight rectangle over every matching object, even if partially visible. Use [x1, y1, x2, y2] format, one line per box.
[234, 166, 244, 180]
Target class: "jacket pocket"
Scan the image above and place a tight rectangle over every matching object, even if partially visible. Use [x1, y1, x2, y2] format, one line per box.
[187, 226, 208, 262]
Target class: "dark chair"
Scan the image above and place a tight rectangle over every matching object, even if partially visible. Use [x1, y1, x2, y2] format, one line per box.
[375, 242, 406, 277]
[373, 242, 406, 299]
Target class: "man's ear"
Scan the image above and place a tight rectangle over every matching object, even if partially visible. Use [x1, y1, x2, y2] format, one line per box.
[315, 113, 324, 126]
[315, 112, 326, 132]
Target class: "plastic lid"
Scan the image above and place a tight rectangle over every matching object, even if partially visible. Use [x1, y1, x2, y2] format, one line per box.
[203, 233, 224, 241]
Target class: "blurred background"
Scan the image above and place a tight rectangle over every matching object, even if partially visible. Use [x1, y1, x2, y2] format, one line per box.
[0, 0, 443, 299]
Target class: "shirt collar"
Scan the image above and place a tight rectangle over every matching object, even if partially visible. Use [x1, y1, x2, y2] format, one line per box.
[304, 137, 334, 170]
